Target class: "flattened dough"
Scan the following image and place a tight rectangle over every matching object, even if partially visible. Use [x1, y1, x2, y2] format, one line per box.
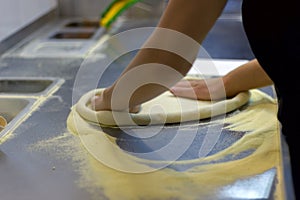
[75, 79, 250, 126]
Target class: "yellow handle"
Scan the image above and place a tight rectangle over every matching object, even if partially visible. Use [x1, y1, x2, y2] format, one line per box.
[100, 0, 140, 28]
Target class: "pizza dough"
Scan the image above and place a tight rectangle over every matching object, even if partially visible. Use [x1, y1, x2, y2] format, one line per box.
[75, 79, 250, 127]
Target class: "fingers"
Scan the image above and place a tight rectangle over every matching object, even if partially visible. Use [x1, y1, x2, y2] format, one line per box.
[170, 79, 213, 100]
[129, 105, 141, 114]
[90, 95, 141, 113]
[90, 95, 102, 111]
[172, 80, 199, 88]
[170, 86, 199, 100]
[171, 79, 201, 100]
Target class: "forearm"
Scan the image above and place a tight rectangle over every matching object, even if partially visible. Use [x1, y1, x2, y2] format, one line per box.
[103, 0, 228, 110]
[223, 59, 273, 97]
[103, 49, 192, 110]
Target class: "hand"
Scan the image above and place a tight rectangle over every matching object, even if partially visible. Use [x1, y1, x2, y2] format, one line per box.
[170, 78, 227, 101]
[90, 90, 141, 113]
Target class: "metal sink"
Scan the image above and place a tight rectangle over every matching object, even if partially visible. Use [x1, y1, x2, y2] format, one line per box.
[0, 77, 64, 139]
[64, 20, 100, 28]
[0, 97, 35, 139]
[8, 18, 105, 58]
[0, 77, 64, 96]
[49, 19, 105, 41]
[50, 31, 95, 39]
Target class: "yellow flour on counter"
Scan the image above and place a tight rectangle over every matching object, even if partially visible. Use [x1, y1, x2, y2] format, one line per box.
[64, 89, 284, 200]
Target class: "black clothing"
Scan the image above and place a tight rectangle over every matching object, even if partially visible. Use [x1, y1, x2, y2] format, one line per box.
[242, 0, 300, 199]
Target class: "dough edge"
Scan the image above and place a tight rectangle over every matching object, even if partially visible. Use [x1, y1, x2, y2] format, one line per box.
[75, 88, 250, 127]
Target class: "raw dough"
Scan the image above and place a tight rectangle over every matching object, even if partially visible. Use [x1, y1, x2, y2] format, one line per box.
[75, 78, 250, 126]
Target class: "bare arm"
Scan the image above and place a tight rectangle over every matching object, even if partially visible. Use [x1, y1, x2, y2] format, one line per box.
[92, 0, 228, 111]
[224, 59, 273, 97]
[171, 59, 273, 100]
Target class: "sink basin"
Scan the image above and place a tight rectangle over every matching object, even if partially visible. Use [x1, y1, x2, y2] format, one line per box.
[49, 21, 105, 41]
[0, 97, 35, 139]
[0, 77, 64, 96]
[65, 20, 100, 28]
[11, 18, 105, 57]
[50, 31, 95, 39]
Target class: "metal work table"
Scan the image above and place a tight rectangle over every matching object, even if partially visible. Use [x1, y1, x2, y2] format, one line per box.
[0, 2, 293, 199]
